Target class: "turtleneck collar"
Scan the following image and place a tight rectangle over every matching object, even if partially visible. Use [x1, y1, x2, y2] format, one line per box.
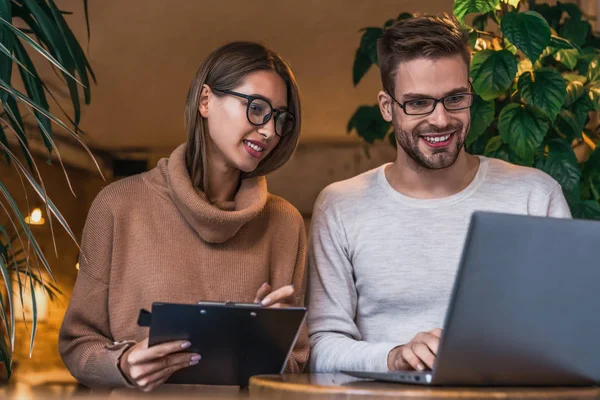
[149, 144, 268, 243]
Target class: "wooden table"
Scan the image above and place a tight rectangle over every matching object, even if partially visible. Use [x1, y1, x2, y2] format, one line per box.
[249, 374, 600, 399]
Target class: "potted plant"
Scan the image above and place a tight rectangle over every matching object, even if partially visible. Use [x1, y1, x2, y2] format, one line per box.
[0, 0, 97, 380]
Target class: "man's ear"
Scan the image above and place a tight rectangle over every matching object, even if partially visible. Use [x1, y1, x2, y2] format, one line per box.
[378, 90, 394, 123]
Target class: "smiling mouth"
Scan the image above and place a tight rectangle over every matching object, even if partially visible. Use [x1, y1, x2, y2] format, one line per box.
[243, 140, 264, 152]
[421, 133, 452, 144]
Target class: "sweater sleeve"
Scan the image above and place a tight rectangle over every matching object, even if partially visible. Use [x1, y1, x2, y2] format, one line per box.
[307, 199, 398, 373]
[58, 190, 134, 388]
[546, 183, 572, 219]
[284, 217, 309, 373]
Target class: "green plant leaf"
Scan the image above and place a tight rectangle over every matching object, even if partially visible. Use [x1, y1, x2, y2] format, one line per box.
[358, 27, 382, 66]
[562, 73, 587, 84]
[0, 16, 81, 85]
[569, 91, 593, 127]
[467, 96, 495, 147]
[13, 38, 52, 151]
[531, 3, 562, 29]
[559, 18, 590, 47]
[352, 48, 371, 87]
[517, 68, 566, 121]
[553, 49, 579, 70]
[454, 0, 500, 23]
[516, 59, 533, 79]
[548, 35, 577, 50]
[484, 135, 533, 165]
[586, 59, 600, 83]
[347, 105, 390, 144]
[0, 183, 55, 283]
[535, 139, 581, 192]
[498, 103, 550, 161]
[590, 174, 600, 201]
[22, 0, 81, 125]
[564, 80, 585, 107]
[554, 109, 583, 141]
[501, 11, 550, 62]
[571, 198, 600, 219]
[557, 2, 582, 20]
[503, 38, 518, 56]
[470, 50, 518, 101]
[472, 14, 489, 30]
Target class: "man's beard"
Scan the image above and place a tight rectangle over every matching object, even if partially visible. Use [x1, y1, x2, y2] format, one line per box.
[392, 114, 468, 170]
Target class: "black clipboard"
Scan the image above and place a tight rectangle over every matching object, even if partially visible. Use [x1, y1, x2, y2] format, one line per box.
[137, 301, 307, 386]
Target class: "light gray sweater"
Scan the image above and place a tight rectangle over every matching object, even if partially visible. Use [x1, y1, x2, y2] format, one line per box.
[307, 156, 572, 373]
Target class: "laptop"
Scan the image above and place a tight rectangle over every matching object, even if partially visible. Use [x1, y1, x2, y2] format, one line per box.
[343, 211, 600, 386]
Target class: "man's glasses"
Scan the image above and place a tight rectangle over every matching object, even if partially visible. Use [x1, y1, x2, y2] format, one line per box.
[387, 89, 474, 116]
[212, 88, 296, 137]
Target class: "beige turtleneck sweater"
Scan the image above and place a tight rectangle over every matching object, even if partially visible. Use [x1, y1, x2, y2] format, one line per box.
[59, 144, 308, 388]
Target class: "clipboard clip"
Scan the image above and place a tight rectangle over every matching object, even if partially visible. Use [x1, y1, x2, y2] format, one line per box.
[137, 308, 152, 327]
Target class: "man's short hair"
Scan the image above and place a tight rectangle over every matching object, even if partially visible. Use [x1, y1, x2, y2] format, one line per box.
[377, 14, 471, 94]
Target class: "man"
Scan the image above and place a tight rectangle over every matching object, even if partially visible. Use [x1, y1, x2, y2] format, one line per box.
[307, 15, 571, 374]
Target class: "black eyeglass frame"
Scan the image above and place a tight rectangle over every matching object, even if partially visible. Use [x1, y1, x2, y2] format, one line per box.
[211, 88, 296, 137]
[386, 83, 475, 116]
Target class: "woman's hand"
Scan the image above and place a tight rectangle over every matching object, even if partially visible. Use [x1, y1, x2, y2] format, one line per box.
[119, 338, 201, 392]
[254, 283, 295, 308]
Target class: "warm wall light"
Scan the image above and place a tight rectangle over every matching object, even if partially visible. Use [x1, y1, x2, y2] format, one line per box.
[25, 207, 45, 225]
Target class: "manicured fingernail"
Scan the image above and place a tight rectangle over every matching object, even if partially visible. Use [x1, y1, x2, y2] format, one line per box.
[181, 341, 191, 349]
[261, 298, 271, 307]
[190, 360, 199, 366]
[191, 355, 201, 361]
[261, 282, 268, 288]
[417, 364, 424, 371]
[290, 284, 294, 288]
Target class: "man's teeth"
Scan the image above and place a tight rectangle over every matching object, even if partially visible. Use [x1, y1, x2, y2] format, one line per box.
[244, 140, 264, 152]
[423, 134, 451, 143]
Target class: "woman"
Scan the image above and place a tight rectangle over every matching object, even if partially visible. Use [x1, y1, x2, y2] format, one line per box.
[59, 41, 308, 392]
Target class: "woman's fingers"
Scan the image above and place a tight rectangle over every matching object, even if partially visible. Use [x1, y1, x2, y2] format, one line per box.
[261, 284, 294, 307]
[254, 282, 272, 303]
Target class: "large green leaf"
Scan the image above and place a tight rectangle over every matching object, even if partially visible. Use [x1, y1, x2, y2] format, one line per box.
[454, 0, 499, 23]
[483, 135, 532, 166]
[501, 11, 550, 63]
[557, 2, 582, 20]
[535, 139, 581, 192]
[586, 60, 600, 109]
[562, 73, 587, 84]
[554, 49, 579, 70]
[554, 109, 583, 141]
[467, 96, 495, 147]
[517, 69, 566, 121]
[559, 18, 590, 47]
[587, 59, 600, 82]
[498, 103, 550, 161]
[570, 198, 600, 219]
[548, 35, 577, 51]
[470, 50, 518, 101]
[352, 48, 371, 87]
[359, 27, 382, 66]
[565, 80, 585, 107]
[347, 105, 391, 144]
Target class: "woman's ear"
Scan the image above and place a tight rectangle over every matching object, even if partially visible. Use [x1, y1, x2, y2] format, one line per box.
[198, 84, 211, 118]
